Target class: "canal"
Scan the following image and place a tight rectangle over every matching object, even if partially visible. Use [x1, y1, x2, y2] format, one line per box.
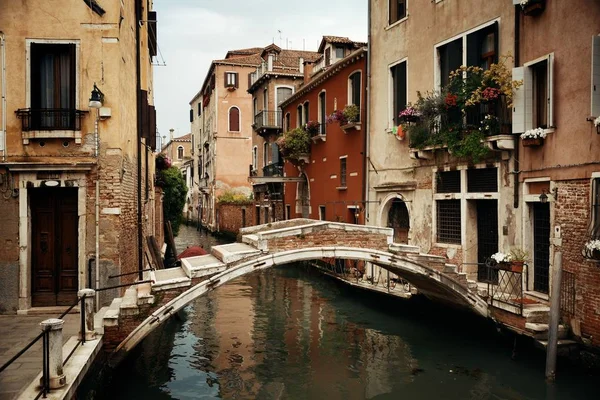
[81, 225, 599, 399]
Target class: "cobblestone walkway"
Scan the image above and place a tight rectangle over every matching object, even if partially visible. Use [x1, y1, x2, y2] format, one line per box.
[0, 313, 79, 400]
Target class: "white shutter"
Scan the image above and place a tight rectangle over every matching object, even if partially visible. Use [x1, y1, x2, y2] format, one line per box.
[524, 66, 533, 130]
[547, 53, 554, 128]
[592, 36, 600, 117]
[512, 67, 525, 133]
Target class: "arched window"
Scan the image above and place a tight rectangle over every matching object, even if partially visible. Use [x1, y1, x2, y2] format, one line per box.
[284, 112, 291, 131]
[297, 105, 303, 128]
[177, 146, 184, 160]
[348, 71, 361, 110]
[252, 146, 258, 170]
[263, 142, 270, 166]
[229, 106, 240, 131]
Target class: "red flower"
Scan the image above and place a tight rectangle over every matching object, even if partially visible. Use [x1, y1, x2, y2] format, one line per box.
[482, 87, 501, 101]
[445, 93, 458, 107]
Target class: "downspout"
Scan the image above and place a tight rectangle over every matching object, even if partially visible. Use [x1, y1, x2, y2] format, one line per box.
[363, 0, 371, 224]
[136, 0, 143, 280]
[513, 5, 521, 209]
[95, 179, 100, 308]
[1, 32, 6, 160]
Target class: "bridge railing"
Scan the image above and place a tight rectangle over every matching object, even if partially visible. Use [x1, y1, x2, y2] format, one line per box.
[478, 262, 525, 315]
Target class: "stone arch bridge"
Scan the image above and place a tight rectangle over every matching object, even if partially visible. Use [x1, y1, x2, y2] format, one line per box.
[100, 219, 491, 365]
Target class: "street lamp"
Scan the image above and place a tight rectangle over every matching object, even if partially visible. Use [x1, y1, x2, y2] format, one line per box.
[539, 190, 548, 203]
[89, 83, 104, 108]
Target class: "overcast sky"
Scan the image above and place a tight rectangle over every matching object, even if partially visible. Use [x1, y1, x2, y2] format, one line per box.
[152, 0, 368, 141]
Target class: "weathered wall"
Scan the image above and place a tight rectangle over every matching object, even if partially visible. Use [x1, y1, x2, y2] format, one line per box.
[266, 229, 388, 253]
[216, 203, 255, 236]
[0, 185, 20, 313]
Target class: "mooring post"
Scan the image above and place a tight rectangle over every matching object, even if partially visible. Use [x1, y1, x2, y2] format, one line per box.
[40, 319, 66, 389]
[78, 288, 96, 341]
[545, 251, 562, 382]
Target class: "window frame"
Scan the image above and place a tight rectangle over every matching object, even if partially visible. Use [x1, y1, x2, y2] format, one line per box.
[348, 70, 362, 117]
[389, 58, 407, 128]
[263, 141, 270, 167]
[177, 145, 184, 160]
[303, 101, 310, 125]
[297, 105, 303, 128]
[388, 0, 407, 27]
[228, 106, 241, 132]
[318, 90, 327, 134]
[590, 176, 600, 238]
[339, 156, 347, 188]
[225, 71, 238, 88]
[252, 146, 258, 171]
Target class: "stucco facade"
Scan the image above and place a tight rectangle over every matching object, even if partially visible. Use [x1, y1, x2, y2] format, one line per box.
[0, 0, 159, 312]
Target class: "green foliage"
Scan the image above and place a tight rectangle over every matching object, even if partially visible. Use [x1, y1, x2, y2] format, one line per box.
[158, 167, 187, 236]
[343, 104, 360, 123]
[217, 189, 253, 205]
[277, 127, 311, 161]
[510, 247, 529, 262]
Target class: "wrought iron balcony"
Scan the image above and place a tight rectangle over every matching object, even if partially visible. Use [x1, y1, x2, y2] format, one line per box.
[263, 163, 283, 177]
[254, 110, 282, 132]
[16, 108, 86, 131]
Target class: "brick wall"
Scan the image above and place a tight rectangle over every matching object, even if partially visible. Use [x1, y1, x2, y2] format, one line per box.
[266, 229, 389, 253]
[0, 183, 20, 313]
[217, 203, 255, 235]
[554, 179, 600, 346]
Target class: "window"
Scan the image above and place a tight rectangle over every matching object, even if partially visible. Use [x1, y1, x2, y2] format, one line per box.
[297, 105, 303, 128]
[189, 109, 193, 123]
[177, 146, 184, 160]
[263, 142, 270, 166]
[285, 113, 291, 131]
[438, 38, 463, 89]
[197, 102, 202, 116]
[319, 206, 326, 220]
[467, 168, 498, 192]
[340, 157, 347, 188]
[318, 91, 326, 135]
[391, 61, 407, 126]
[512, 54, 554, 133]
[252, 146, 257, 170]
[303, 102, 309, 124]
[253, 97, 258, 117]
[286, 204, 291, 220]
[263, 88, 268, 110]
[592, 36, 600, 117]
[277, 87, 293, 106]
[437, 200, 461, 244]
[229, 106, 240, 131]
[30, 43, 77, 130]
[591, 178, 600, 238]
[349, 72, 361, 116]
[225, 72, 238, 88]
[335, 47, 345, 59]
[436, 171, 461, 193]
[325, 48, 331, 66]
[389, 0, 407, 25]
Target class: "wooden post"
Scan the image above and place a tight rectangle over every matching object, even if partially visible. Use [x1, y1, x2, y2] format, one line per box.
[545, 251, 562, 382]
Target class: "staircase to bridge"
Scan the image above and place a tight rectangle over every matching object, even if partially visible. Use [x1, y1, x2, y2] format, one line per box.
[94, 219, 568, 365]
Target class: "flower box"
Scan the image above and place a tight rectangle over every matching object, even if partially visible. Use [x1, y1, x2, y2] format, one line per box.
[520, 0, 545, 16]
[522, 137, 543, 147]
[341, 122, 361, 133]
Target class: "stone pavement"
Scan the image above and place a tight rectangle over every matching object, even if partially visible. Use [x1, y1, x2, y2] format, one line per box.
[0, 313, 79, 400]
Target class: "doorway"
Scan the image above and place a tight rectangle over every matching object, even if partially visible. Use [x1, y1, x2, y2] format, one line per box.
[298, 174, 310, 218]
[533, 202, 550, 293]
[476, 200, 498, 283]
[387, 199, 409, 244]
[31, 188, 78, 307]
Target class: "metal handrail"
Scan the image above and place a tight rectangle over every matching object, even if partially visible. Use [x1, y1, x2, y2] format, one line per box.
[95, 279, 154, 292]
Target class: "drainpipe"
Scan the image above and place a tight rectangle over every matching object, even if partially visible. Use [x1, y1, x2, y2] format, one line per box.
[1, 32, 6, 160]
[363, 0, 371, 224]
[95, 179, 100, 309]
[513, 5, 521, 209]
[136, 0, 143, 280]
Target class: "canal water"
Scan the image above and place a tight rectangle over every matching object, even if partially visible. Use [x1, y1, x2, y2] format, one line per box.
[81, 225, 599, 399]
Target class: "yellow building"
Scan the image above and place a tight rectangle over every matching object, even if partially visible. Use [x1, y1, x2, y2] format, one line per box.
[0, 0, 160, 312]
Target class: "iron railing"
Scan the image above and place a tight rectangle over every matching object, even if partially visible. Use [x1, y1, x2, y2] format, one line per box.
[15, 108, 86, 131]
[560, 270, 576, 317]
[263, 163, 283, 177]
[254, 110, 282, 131]
[479, 261, 525, 315]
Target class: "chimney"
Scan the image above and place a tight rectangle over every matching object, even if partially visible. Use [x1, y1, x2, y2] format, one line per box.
[299, 57, 304, 73]
[169, 128, 174, 141]
[303, 60, 314, 83]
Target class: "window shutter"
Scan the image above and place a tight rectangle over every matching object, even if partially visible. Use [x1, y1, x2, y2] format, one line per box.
[512, 67, 525, 133]
[524, 66, 533, 131]
[547, 53, 554, 128]
[272, 142, 280, 164]
[224, 71, 228, 86]
[189, 108, 193, 123]
[235, 72, 239, 88]
[592, 36, 600, 117]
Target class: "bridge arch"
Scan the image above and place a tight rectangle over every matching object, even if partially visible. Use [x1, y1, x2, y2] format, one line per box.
[112, 246, 488, 364]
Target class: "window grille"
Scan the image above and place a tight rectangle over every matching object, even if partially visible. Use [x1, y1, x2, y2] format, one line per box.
[340, 158, 347, 187]
[437, 200, 461, 244]
[436, 171, 461, 193]
[467, 168, 498, 192]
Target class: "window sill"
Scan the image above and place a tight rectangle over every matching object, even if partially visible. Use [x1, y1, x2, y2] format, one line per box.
[336, 186, 347, 191]
[385, 16, 408, 31]
[22, 130, 82, 145]
[433, 242, 462, 249]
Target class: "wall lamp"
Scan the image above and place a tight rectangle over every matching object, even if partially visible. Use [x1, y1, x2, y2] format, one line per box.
[539, 190, 548, 203]
[89, 83, 104, 109]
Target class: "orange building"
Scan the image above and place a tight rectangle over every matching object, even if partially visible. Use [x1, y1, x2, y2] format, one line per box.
[280, 37, 367, 223]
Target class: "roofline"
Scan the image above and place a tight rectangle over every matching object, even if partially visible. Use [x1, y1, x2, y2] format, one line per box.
[190, 58, 262, 104]
[280, 47, 367, 109]
[247, 71, 304, 93]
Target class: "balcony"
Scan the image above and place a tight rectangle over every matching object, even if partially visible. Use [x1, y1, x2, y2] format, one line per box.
[263, 163, 283, 177]
[253, 110, 282, 136]
[249, 62, 268, 87]
[16, 108, 87, 144]
[308, 123, 327, 142]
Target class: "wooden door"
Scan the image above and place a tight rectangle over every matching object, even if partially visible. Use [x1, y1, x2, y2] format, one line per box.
[31, 188, 78, 307]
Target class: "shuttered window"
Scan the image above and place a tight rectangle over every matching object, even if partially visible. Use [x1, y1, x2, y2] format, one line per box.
[225, 72, 238, 88]
[349, 72, 361, 111]
[592, 36, 600, 117]
[229, 107, 240, 131]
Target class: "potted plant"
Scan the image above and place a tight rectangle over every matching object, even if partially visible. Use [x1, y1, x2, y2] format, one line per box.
[520, 127, 547, 147]
[509, 248, 529, 273]
[276, 127, 311, 164]
[399, 106, 420, 123]
[491, 251, 512, 270]
[342, 104, 360, 124]
[305, 120, 320, 136]
[583, 239, 600, 261]
[519, 0, 545, 17]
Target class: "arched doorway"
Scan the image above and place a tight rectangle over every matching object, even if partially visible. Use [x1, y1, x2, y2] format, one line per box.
[387, 198, 410, 244]
[296, 173, 310, 218]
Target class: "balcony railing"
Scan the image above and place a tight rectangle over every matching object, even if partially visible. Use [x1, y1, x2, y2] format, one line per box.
[249, 61, 268, 87]
[263, 163, 283, 177]
[16, 108, 86, 131]
[254, 110, 282, 131]
[308, 123, 326, 139]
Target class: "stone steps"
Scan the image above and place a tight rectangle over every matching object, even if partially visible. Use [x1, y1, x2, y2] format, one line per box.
[525, 323, 569, 340]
